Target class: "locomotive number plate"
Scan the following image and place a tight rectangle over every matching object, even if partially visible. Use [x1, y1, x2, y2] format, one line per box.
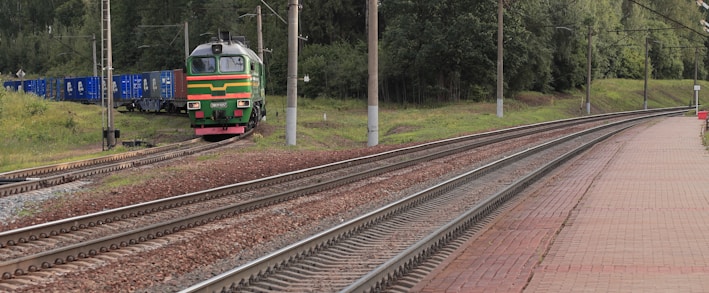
[211, 101, 227, 108]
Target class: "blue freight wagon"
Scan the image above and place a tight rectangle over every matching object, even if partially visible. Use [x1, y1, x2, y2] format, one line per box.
[46, 78, 64, 101]
[64, 77, 81, 102]
[37, 79, 47, 98]
[161, 70, 175, 100]
[148, 71, 161, 100]
[138, 71, 162, 112]
[112, 74, 133, 109]
[5, 69, 187, 113]
[130, 74, 143, 103]
[160, 69, 188, 113]
[141, 72, 156, 100]
[81, 77, 101, 103]
[64, 76, 100, 103]
[22, 79, 37, 96]
[3, 80, 20, 91]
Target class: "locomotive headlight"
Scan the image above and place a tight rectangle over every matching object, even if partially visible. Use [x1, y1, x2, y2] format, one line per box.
[236, 99, 251, 108]
[187, 101, 201, 110]
[212, 44, 223, 55]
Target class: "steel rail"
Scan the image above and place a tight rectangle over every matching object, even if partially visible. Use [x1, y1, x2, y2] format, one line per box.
[0, 109, 686, 281]
[342, 123, 636, 293]
[0, 136, 237, 197]
[0, 108, 675, 251]
[0, 117, 575, 278]
[0, 106, 683, 183]
[179, 112, 673, 293]
[0, 138, 202, 179]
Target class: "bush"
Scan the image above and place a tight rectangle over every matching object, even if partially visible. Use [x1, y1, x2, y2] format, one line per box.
[25, 96, 48, 116]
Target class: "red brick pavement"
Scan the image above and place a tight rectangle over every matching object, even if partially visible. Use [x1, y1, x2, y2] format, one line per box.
[412, 117, 709, 292]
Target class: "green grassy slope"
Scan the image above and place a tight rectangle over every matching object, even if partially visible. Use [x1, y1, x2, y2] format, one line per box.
[1, 78, 705, 172]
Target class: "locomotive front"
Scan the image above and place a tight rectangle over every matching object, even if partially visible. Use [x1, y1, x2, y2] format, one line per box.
[186, 33, 266, 136]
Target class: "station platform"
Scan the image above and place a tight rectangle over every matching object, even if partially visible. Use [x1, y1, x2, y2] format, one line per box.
[412, 116, 709, 292]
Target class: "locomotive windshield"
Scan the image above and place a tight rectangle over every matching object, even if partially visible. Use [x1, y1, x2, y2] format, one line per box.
[190, 56, 245, 74]
[220, 56, 245, 72]
[191, 57, 216, 74]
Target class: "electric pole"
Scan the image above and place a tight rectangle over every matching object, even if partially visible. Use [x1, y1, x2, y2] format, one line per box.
[285, 0, 299, 145]
[367, 0, 378, 147]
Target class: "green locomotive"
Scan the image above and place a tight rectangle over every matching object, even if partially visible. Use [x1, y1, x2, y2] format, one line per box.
[186, 32, 266, 136]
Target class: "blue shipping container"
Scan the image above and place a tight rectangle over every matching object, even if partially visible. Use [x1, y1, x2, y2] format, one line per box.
[22, 79, 37, 95]
[47, 78, 64, 101]
[131, 74, 143, 100]
[75, 78, 87, 101]
[71, 77, 101, 103]
[147, 71, 161, 99]
[141, 72, 152, 99]
[34, 78, 47, 98]
[84, 77, 101, 102]
[112, 74, 132, 101]
[64, 78, 79, 101]
[160, 70, 175, 100]
[3, 81, 19, 91]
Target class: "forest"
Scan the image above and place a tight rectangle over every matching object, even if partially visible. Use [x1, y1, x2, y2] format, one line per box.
[1, 0, 708, 104]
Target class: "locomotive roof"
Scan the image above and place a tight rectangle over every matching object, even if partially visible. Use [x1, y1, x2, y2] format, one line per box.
[190, 41, 262, 63]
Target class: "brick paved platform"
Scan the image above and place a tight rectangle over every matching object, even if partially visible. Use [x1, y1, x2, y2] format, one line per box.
[412, 117, 709, 292]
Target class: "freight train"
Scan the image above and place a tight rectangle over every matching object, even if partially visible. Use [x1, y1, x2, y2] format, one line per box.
[186, 31, 266, 136]
[2, 32, 266, 137]
[2, 69, 188, 113]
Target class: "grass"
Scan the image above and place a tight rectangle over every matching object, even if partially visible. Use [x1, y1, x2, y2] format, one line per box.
[256, 95, 576, 149]
[1, 78, 707, 172]
[590, 79, 696, 110]
[196, 153, 220, 161]
[0, 89, 193, 172]
[99, 171, 161, 190]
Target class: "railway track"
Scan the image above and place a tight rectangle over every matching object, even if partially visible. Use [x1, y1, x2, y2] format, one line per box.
[180, 113, 654, 293]
[0, 130, 253, 197]
[0, 109, 687, 290]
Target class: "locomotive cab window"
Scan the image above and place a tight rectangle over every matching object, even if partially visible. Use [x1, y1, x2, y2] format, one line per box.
[191, 57, 216, 74]
[220, 56, 245, 72]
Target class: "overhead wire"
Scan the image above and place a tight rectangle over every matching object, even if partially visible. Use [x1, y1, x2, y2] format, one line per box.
[627, 0, 708, 39]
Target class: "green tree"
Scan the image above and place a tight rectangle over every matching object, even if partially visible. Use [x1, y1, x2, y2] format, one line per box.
[299, 0, 367, 44]
[111, 0, 144, 72]
[299, 41, 367, 99]
[55, 0, 84, 28]
[2, 0, 709, 103]
[381, 0, 527, 103]
[504, 1, 554, 94]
